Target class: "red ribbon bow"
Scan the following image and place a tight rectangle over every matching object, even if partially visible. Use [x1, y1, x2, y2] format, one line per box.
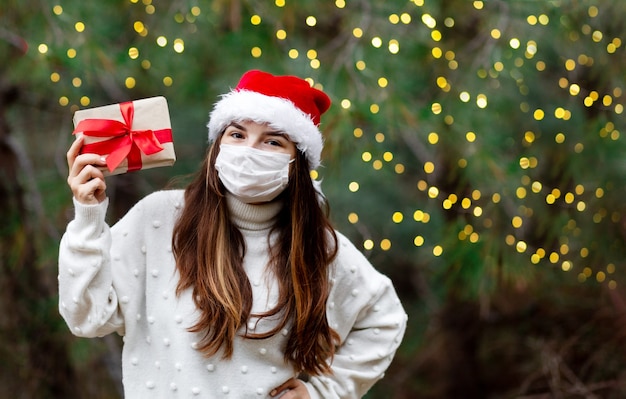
[73, 101, 171, 173]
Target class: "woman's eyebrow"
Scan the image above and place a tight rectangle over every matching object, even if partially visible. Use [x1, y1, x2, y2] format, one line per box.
[228, 122, 247, 131]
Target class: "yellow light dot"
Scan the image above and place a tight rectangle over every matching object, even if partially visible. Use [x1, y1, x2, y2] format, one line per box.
[75, 22, 85, 32]
[38, 44, 49, 54]
[431, 102, 442, 114]
[310, 170, 318, 180]
[163, 76, 173, 86]
[375, 132, 385, 143]
[378, 77, 388, 88]
[428, 186, 439, 198]
[371, 37, 383, 48]
[549, 252, 560, 263]
[395, 164, 405, 174]
[128, 47, 139, 59]
[401, 13, 412, 24]
[348, 212, 359, 224]
[156, 36, 167, 47]
[353, 28, 363, 38]
[362, 152, 372, 162]
[363, 240, 374, 250]
[72, 77, 82, 87]
[191, 6, 201, 16]
[392, 212, 404, 223]
[459, 91, 470, 102]
[565, 58, 576, 71]
[380, 239, 392, 251]
[369, 104, 379, 114]
[288, 49, 299, 59]
[372, 160, 383, 170]
[53, 5, 63, 15]
[533, 109, 544, 120]
[389, 14, 400, 24]
[173, 39, 185, 53]
[133, 21, 145, 33]
[80, 96, 90, 106]
[562, 261, 572, 272]
[354, 128, 364, 138]
[424, 161, 435, 174]
[433, 245, 443, 256]
[421, 14, 436, 29]
[414, 236, 424, 246]
[431, 30, 442, 42]
[306, 16, 317, 26]
[50, 72, 60, 82]
[466, 132, 476, 142]
[356, 60, 366, 70]
[251, 47, 262, 58]
[383, 152, 393, 162]
[414, 210, 425, 221]
[476, 94, 488, 108]
[512, 216, 523, 228]
[251, 15, 261, 25]
[276, 29, 287, 40]
[428, 132, 439, 144]
[67, 48, 77, 58]
[555, 133, 565, 143]
[348, 182, 360, 192]
[341, 99, 351, 109]
[59, 96, 69, 106]
[125, 77, 136, 89]
[596, 271, 606, 282]
[510, 38, 521, 49]
[516, 241, 527, 253]
[461, 198, 471, 209]
[141, 60, 151, 69]
[592, 30, 603, 42]
[569, 84, 580, 96]
[388, 39, 400, 54]
[491, 29, 501, 39]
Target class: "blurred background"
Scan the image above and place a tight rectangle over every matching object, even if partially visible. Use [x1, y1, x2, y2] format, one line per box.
[2, 0, 626, 398]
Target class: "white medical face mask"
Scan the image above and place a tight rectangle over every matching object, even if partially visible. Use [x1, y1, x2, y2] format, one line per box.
[215, 144, 293, 203]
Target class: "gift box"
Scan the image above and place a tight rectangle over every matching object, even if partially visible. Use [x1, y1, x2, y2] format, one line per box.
[73, 96, 176, 176]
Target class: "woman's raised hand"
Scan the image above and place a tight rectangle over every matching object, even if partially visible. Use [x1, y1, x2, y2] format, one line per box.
[66, 136, 108, 205]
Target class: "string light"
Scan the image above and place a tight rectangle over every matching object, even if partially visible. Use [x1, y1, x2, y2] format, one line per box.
[40, 1, 623, 289]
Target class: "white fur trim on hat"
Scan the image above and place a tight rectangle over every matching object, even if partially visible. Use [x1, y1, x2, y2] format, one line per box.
[207, 90, 323, 169]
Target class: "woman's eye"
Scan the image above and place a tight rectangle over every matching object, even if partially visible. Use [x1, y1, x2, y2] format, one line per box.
[229, 131, 244, 139]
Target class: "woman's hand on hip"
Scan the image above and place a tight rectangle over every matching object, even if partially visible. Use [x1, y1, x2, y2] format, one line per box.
[66, 136, 108, 205]
[270, 378, 310, 398]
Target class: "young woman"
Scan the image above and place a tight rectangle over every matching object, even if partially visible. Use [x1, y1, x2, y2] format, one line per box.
[59, 70, 407, 398]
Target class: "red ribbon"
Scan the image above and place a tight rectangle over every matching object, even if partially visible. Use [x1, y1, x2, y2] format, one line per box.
[73, 101, 172, 173]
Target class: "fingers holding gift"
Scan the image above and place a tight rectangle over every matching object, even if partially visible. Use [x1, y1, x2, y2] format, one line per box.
[67, 137, 109, 204]
[68, 163, 107, 204]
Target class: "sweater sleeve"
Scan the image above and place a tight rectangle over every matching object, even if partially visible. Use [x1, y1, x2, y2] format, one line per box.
[58, 197, 125, 337]
[302, 233, 407, 398]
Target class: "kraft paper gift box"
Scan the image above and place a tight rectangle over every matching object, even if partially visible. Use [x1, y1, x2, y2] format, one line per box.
[73, 96, 176, 176]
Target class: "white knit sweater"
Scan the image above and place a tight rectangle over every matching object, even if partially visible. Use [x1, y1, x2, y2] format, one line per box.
[58, 190, 407, 398]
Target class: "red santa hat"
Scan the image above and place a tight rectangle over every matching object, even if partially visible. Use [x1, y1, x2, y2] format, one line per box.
[207, 70, 331, 169]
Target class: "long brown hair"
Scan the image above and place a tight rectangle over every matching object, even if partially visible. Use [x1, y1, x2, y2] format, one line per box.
[172, 138, 340, 375]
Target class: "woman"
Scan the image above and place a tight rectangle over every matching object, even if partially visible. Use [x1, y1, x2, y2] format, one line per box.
[59, 70, 407, 398]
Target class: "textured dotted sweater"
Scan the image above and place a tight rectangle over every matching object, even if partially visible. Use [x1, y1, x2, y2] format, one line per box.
[58, 190, 407, 398]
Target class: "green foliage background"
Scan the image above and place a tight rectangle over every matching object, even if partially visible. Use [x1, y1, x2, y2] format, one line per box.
[2, 0, 626, 397]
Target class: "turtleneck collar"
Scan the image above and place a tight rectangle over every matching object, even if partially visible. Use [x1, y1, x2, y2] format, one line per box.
[226, 194, 283, 232]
